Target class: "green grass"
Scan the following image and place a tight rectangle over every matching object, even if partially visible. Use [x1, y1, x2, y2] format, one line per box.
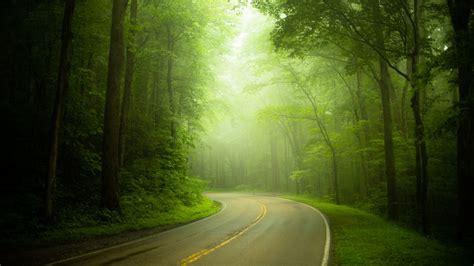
[37, 197, 220, 242]
[283, 195, 470, 265]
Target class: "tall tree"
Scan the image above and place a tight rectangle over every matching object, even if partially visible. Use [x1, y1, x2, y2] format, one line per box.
[407, 0, 429, 234]
[166, 24, 177, 143]
[102, 0, 128, 210]
[44, 0, 76, 222]
[119, 0, 138, 168]
[446, 0, 473, 240]
[368, 0, 399, 220]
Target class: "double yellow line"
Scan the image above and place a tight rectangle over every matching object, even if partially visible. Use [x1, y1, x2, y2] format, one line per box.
[180, 203, 267, 266]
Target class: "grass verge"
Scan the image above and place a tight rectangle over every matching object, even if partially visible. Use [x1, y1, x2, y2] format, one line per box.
[283, 195, 470, 265]
[37, 196, 220, 242]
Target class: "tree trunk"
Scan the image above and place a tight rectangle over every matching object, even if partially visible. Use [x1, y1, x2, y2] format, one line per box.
[370, 0, 399, 220]
[330, 147, 340, 204]
[380, 60, 399, 221]
[357, 69, 370, 193]
[101, 0, 128, 210]
[271, 136, 280, 191]
[44, 0, 76, 223]
[307, 92, 339, 203]
[401, 80, 409, 139]
[447, 0, 473, 240]
[119, 0, 138, 169]
[288, 65, 340, 203]
[151, 70, 159, 127]
[166, 25, 177, 142]
[410, 0, 429, 235]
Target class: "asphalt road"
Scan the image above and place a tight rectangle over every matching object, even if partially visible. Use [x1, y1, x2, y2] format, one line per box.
[50, 193, 329, 266]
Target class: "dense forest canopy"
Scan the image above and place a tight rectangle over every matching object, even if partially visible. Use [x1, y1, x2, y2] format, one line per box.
[0, 0, 472, 248]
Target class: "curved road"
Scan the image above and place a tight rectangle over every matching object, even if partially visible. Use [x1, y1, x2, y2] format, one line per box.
[51, 193, 329, 266]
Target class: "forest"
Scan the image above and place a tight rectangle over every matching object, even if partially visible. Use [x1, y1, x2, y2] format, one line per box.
[0, 0, 472, 264]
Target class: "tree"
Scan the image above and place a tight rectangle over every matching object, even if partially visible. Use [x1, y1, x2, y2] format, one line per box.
[446, 0, 473, 240]
[44, 0, 76, 222]
[284, 62, 341, 204]
[407, 0, 429, 234]
[368, 0, 399, 221]
[102, 0, 128, 210]
[254, 0, 398, 216]
[166, 24, 177, 142]
[119, 0, 138, 168]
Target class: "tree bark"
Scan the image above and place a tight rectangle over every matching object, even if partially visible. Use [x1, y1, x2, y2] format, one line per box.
[410, 0, 429, 235]
[166, 25, 177, 143]
[447, 0, 473, 240]
[356, 67, 369, 195]
[370, 0, 399, 220]
[44, 0, 76, 222]
[102, 0, 128, 210]
[119, 0, 138, 169]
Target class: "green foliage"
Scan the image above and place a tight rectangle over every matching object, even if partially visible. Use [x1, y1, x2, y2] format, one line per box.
[284, 195, 470, 265]
[37, 197, 220, 242]
[0, 0, 233, 243]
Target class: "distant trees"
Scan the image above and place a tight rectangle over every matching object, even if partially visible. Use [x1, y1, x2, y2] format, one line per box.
[283, 63, 341, 204]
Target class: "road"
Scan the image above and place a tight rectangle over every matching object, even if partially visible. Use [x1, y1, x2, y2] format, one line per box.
[50, 193, 330, 266]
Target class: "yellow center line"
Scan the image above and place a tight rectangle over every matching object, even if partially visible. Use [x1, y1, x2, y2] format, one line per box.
[180, 203, 267, 266]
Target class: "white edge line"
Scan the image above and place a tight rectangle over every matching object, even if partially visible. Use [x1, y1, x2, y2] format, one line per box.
[277, 197, 331, 266]
[46, 200, 227, 266]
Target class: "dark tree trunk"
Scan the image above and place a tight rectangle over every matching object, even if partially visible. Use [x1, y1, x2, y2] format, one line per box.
[401, 80, 409, 139]
[44, 0, 76, 223]
[379, 60, 399, 221]
[102, 0, 128, 210]
[119, 0, 138, 169]
[410, 0, 429, 235]
[447, 0, 473, 240]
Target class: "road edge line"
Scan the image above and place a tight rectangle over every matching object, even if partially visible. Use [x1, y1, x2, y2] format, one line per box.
[277, 197, 331, 266]
[46, 200, 227, 266]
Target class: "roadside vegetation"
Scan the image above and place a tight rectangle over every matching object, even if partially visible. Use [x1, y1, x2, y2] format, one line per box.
[3, 185, 220, 243]
[285, 195, 471, 265]
[36, 196, 220, 242]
